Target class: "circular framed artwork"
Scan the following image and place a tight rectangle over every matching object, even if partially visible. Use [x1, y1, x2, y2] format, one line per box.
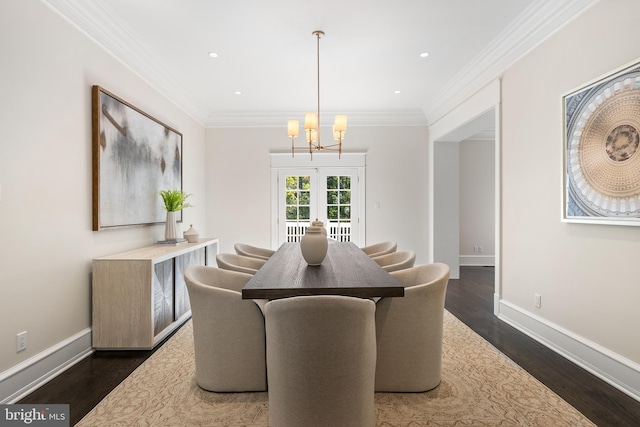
[563, 60, 640, 224]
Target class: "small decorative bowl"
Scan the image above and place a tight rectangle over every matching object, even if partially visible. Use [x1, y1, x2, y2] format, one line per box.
[183, 225, 199, 243]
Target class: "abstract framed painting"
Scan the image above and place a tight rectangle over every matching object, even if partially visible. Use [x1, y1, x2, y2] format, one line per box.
[92, 86, 183, 231]
[562, 58, 640, 226]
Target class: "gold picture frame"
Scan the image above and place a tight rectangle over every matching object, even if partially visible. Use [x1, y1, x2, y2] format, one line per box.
[92, 86, 183, 230]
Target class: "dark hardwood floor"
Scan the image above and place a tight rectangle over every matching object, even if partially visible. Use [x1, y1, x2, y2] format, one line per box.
[445, 267, 640, 427]
[19, 266, 640, 426]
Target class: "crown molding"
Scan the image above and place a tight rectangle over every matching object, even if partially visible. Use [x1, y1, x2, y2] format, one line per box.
[41, 0, 210, 125]
[464, 129, 496, 141]
[423, 0, 599, 126]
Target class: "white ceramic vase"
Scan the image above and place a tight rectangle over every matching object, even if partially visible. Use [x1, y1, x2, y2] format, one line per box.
[300, 226, 328, 266]
[311, 219, 328, 236]
[165, 211, 178, 241]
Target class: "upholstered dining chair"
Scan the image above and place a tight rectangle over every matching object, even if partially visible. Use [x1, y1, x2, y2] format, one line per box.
[372, 250, 416, 272]
[265, 295, 377, 427]
[360, 241, 397, 258]
[374, 263, 450, 392]
[234, 243, 275, 260]
[216, 253, 266, 275]
[184, 266, 267, 392]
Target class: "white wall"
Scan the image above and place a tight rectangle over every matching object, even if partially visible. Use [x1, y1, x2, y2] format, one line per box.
[433, 141, 460, 278]
[499, 0, 640, 397]
[460, 139, 495, 265]
[0, 0, 207, 399]
[205, 126, 429, 263]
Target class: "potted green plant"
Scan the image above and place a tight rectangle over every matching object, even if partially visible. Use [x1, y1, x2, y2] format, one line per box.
[159, 189, 192, 242]
[159, 189, 192, 212]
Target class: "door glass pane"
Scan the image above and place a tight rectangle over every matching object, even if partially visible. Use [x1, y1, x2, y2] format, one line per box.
[299, 191, 310, 205]
[285, 176, 311, 242]
[326, 175, 352, 242]
[339, 190, 350, 204]
[339, 206, 350, 219]
[286, 206, 297, 220]
[327, 176, 338, 189]
[299, 206, 310, 220]
[327, 191, 338, 204]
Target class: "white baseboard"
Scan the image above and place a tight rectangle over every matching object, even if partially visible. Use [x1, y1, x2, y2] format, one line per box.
[498, 300, 640, 402]
[0, 328, 93, 403]
[459, 254, 495, 266]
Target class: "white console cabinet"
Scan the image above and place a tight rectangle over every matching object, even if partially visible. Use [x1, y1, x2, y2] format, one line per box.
[92, 238, 218, 349]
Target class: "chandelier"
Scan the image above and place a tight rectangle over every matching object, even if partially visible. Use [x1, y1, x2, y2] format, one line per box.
[288, 31, 347, 159]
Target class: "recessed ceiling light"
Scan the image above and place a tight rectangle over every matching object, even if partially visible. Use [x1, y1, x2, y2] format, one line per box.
[234, 91, 242, 95]
[208, 52, 218, 58]
[419, 52, 429, 58]
[394, 90, 401, 94]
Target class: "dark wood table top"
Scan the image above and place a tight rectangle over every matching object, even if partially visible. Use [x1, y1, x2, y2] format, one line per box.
[242, 241, 404, 300]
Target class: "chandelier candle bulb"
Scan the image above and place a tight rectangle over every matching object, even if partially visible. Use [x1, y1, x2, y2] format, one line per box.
[288, 120, 299, 137]
[334, 114, 347, 132]
[304, 112, 318, 145]
[304, 112, 317, 130]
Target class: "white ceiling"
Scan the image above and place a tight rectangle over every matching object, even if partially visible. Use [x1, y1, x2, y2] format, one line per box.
[43, 0, 595, 127]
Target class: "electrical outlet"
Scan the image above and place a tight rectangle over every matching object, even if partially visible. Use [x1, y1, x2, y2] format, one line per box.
[17, 331, 27, 352]
[534, 294, 541, 308]
[478, 246, 483, 253]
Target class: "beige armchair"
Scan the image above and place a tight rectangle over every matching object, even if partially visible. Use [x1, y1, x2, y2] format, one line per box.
[216, 253, 266, 275]
[372, 250, 416, 272]
[375, 263, 450, 392]
[184, 266, 267, 392]
[360, 241, 397, 258]
[265, 295, 376, 427]
[234, 243, 275, 260]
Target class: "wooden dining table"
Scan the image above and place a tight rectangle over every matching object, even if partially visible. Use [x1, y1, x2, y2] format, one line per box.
[241, 241, 404, 300]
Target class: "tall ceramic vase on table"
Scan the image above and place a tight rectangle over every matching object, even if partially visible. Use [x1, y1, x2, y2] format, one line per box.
[158, 189, 192, 243]
[311, 219, 328, 236]
[165, 211, 178, 241]
[300, 226, 328, 266]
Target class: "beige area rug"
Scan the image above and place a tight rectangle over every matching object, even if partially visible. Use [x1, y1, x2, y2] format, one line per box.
[77, 312, 595, 426]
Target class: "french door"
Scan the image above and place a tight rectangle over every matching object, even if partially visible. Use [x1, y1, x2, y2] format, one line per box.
[275, 167, 363, 246]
